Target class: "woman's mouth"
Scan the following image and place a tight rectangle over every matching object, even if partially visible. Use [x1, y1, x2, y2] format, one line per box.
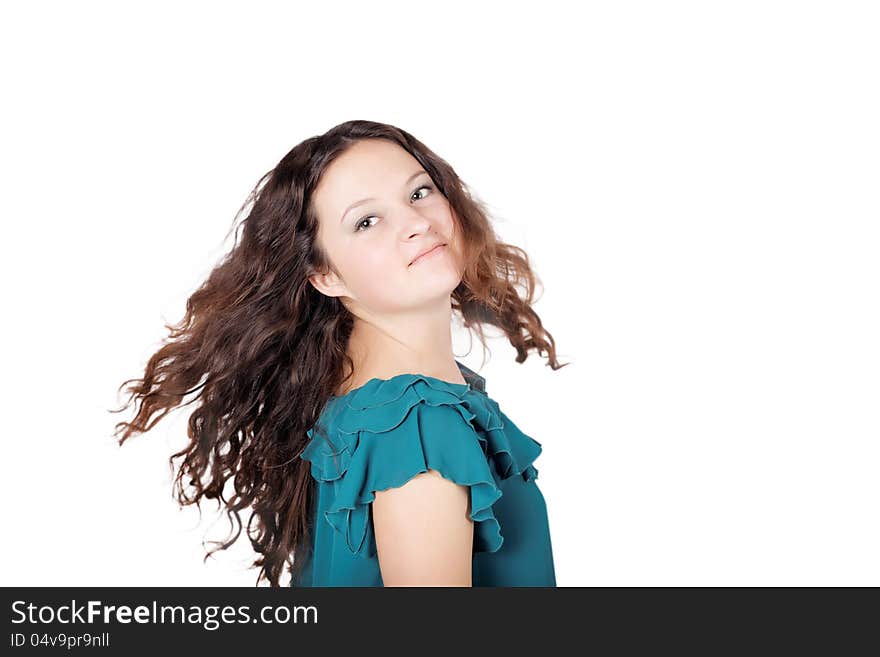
[409, 243, 447, 266]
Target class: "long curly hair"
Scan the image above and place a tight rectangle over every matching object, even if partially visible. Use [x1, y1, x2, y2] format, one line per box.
[110, 119, 570, 587]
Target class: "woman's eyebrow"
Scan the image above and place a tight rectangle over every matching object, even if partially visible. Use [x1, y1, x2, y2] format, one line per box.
[339, 169, 428, 223]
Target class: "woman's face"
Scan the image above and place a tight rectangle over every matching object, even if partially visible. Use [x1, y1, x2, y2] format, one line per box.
[309, 138, 463, 315]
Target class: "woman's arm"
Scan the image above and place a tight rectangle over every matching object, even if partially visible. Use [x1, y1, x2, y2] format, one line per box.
[373, 469, 474, 586]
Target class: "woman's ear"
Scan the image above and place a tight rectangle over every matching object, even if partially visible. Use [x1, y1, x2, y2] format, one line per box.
[308, 270, 349, 300]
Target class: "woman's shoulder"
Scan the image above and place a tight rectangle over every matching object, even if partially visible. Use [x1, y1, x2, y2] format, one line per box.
[297, 362, 545, 558]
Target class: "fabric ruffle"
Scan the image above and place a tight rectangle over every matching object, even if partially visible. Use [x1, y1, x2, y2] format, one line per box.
[299, 373, 543, 559]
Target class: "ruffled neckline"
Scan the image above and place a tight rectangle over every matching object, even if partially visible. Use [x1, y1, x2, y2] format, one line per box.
[330, 359, 486, 408]
[307, 361, 540, 484]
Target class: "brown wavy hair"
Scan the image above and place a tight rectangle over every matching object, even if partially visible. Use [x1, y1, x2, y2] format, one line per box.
[110, 119, 570, 587]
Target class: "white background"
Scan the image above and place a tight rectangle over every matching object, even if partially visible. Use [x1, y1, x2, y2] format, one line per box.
[1, 0, 877, 586]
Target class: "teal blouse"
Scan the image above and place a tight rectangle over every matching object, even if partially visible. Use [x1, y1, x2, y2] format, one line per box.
[292, 360, 556, 587]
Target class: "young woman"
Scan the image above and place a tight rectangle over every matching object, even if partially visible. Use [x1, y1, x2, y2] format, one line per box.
[112, 119, 569, 587]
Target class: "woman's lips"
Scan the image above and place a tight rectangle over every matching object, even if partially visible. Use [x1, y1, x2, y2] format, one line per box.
[409, 243, 446, 266]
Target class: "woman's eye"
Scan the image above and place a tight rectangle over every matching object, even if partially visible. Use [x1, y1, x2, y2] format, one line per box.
[411, 184, 433, 201]
[354, 216, 377, 232]
[354, 184, 434, 232]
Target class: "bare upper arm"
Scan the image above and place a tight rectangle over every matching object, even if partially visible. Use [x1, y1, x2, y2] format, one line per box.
[372, 469, 474, 587]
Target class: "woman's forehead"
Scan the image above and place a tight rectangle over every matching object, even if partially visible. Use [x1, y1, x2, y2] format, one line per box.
[315, 141, 424, 218]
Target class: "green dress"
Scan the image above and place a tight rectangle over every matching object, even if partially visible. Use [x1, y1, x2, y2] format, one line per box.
[292, 360, 556, 587]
